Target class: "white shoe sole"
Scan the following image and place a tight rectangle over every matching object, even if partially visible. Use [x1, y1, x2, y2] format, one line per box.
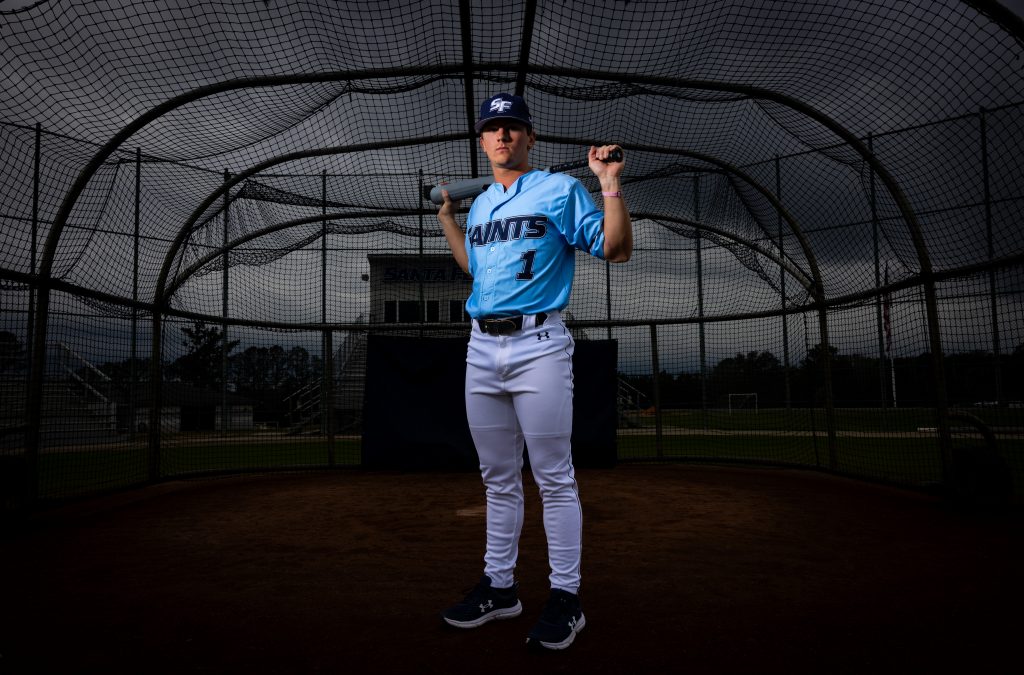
[443, 600, 523, 628]
[529, 612, 586, 650]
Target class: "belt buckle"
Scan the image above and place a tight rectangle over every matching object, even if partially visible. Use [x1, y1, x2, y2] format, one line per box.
[482, 318, 518, 336]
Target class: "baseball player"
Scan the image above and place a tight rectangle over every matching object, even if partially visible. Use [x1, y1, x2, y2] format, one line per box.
[436, 92, 631, 650]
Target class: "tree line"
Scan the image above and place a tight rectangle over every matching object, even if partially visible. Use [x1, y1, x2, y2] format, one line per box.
[167, 322, 323, 423]
[0, 324, 322, 425]
[619, 344, 1024, 409]
[3, 325, 1021, 412]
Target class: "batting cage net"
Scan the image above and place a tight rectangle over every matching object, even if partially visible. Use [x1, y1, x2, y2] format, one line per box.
[1, 0, 1022, 507]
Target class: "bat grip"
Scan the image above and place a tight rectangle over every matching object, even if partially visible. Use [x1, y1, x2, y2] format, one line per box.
[603, 148, 624, 163]
[547, 147, 624, 173]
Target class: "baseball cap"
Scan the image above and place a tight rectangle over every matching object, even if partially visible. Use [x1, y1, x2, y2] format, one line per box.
[474, 93, 533, 133]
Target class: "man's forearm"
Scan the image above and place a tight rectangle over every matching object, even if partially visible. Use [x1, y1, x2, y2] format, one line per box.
[601, 178, 632, 262]
[440, 215, 470, 273]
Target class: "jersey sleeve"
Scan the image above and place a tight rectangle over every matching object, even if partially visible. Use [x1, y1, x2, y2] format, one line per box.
[558, 179, 607, 260]
[465, 199, 481, 278]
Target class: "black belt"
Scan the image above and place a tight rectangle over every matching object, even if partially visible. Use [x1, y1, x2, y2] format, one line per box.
[478, 312, 548, 336]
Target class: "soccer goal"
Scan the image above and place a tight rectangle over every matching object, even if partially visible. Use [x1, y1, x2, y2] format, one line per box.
[728, 393, 758, 413]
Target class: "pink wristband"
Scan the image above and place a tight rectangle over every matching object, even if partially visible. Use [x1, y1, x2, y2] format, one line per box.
[602, 191, 622, 198]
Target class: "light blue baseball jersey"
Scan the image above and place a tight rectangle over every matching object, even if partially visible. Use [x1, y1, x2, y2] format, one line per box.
[464, 169, 606, 318]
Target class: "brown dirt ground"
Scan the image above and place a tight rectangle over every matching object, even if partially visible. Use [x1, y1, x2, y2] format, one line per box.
[1, 464, 1021, 674]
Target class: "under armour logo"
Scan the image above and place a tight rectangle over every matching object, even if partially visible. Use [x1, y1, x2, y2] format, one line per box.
[479, 600, 493, 613]
[537, 331, 550, 340]
[490, 99, 513, 113]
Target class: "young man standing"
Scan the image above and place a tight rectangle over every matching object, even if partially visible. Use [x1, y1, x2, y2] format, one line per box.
[436, 92, 631, 650]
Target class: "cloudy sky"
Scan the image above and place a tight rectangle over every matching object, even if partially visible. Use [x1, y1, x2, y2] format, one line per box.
[2, 0, 1021, 373]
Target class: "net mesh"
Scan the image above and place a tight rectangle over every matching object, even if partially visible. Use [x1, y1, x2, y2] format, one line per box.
[1, 0, 1022, 503]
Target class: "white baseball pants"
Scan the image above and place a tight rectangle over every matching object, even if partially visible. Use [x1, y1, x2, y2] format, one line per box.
[465, 311, 582, 594]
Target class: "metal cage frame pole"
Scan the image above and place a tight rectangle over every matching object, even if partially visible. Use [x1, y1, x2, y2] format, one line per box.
[604, 260, 613, 340]
[130, 148, 141, 436]
[418, 170, 426, 336]
[147, 312, 162, 481]
[458, 0, 479, 180]
[27, 124, 40, 403]
[650, 323, 663, 459]
[322, 169, 335, 464]
[869, 135, 888, 409]
[22, 123, 42, 504]
[693, 176, 709, 431]
[803, 313, 821, 468]
[221, 170, 230, 435]
[980, 108, 1002, 405]
[775, 155, 792, 411]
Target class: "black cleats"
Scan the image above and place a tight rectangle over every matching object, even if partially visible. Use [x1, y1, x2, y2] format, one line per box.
[441, 575, 523, 628]
[526, 588, 585, 650]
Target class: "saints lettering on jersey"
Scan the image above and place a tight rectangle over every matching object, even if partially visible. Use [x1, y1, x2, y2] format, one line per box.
[463, 170, 605, 318]
[467, 215, 548, 247]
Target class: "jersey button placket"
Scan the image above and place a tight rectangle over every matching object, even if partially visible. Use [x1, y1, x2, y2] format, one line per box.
[482, 244, 497, 313]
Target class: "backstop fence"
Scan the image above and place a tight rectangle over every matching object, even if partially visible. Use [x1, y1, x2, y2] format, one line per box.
[1, 0, 1022, 511]
[2, 102, 1021, 508]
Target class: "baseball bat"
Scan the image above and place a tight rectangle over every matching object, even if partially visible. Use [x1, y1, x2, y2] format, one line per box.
[425, 148, 623, 205]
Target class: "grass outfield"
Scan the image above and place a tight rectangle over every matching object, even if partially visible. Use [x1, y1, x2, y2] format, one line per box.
[616, 434, 946, 482]
[617, 433, 1024, 494]
[29, 429, 1023, 502]
[36, 438, 362, 499]
[622, 406, 1024, 432]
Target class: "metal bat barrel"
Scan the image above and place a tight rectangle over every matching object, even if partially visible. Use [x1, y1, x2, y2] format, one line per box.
[427, 176, 494, 205]
[426, 148, 623, 205]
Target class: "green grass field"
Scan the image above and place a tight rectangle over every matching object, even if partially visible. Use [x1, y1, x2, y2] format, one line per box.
[35, 438, 362, 499]
[615, 434, 948, 482]
[20, 410, 1023, 502]
[621, 406, 1024, 433]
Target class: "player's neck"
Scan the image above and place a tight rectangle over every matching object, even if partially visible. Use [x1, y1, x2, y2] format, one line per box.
[492, 164, 533, 190]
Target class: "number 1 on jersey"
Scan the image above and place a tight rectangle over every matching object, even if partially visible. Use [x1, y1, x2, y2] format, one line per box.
[516, 249, 537, 280]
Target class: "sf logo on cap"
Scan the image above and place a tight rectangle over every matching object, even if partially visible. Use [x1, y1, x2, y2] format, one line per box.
[490, 99, 513, 113]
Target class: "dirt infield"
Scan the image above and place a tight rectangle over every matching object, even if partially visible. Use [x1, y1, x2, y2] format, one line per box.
[1, 464, 1021, 674]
